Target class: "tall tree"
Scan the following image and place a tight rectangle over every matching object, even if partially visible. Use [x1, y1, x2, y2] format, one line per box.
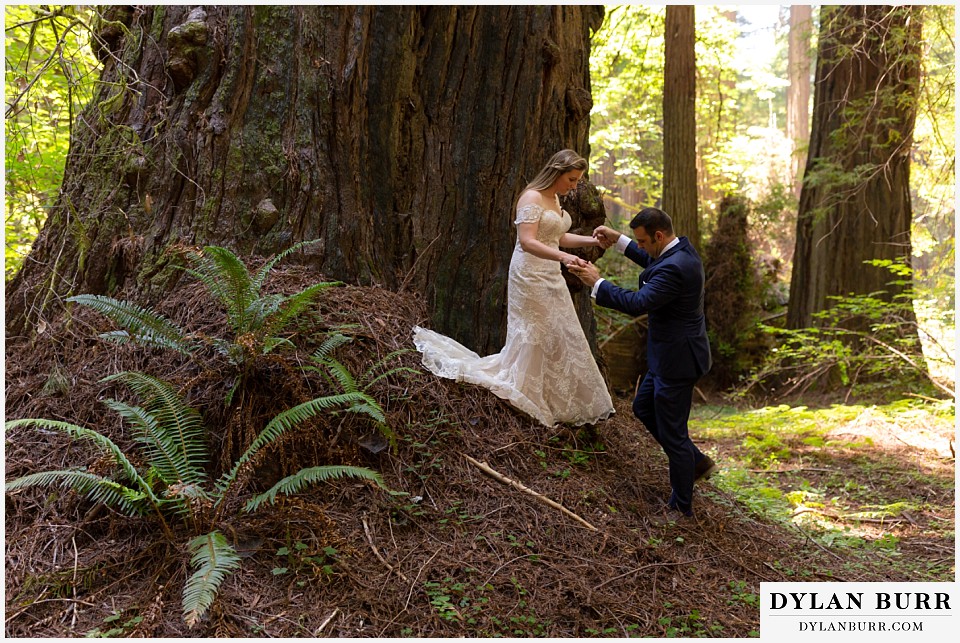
[662, 4, 699, 246]
[786, 5, 813, 197]
[788, 5, 922, 332]
[5, 5, 603, 355]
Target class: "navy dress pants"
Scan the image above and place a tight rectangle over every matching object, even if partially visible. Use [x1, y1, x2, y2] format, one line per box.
[632, 371, 706, 514]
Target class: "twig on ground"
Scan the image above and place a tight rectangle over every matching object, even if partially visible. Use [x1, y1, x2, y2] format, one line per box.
[463, 454, 598, 531]
[362, 514, 409, 582]
[314, 608, 339, 636]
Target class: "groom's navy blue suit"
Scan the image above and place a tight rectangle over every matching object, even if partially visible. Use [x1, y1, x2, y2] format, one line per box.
[596, 236, 711, 514]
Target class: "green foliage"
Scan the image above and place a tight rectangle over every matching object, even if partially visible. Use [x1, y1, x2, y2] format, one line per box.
[84, 609, 143, 638]
[6, 369, 389, 627]
[5, 6, 100, 278]
[741, 258, 947, 400]
[66, 241, 340, 402]
[64, 294, 197, 355]
[183, 531, 242, 627]
[302, 331, 418, 447]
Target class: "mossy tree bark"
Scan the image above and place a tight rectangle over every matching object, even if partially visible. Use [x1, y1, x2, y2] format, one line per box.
[788, 5, 921, 333]
[6, 5, 604, 355]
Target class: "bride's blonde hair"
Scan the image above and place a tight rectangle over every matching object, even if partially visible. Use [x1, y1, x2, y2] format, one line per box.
[523, 149, 588, 193]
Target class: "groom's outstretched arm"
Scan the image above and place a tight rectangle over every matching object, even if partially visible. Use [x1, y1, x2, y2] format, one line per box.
[595, 264, 683, 317]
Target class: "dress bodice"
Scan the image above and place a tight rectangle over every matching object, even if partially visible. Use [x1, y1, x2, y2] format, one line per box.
[514, 203, 571, 248]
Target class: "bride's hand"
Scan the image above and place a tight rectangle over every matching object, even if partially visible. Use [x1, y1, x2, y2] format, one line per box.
[560, 253, 587, 268]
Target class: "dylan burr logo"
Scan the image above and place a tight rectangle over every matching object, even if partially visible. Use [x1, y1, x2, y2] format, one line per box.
[760, 582, 956, 639]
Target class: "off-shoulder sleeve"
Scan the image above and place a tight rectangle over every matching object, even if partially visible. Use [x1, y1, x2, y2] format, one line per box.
[515, 202, 543, 224]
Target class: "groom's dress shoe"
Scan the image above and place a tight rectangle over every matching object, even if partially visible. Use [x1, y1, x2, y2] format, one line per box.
[694, 455, 719, 483]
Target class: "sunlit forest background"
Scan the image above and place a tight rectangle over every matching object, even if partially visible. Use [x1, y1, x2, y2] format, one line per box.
[585, 4, 955, 392]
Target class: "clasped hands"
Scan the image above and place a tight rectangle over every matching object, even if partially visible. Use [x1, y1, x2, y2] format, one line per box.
[565, 225, 620, 287]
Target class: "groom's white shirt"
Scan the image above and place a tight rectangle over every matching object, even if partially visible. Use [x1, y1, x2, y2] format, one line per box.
[590, 234, 680, 298]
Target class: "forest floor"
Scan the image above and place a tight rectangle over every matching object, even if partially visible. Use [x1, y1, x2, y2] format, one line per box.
[4, 267, 955, 638]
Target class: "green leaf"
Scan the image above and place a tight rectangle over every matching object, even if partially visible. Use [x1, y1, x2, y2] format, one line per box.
[244, 465, 387, 512]
[4, 469, 150, 516]
[218, 391, 382, 494]
[101, 372, 209, 489]
[66, 295, 192, 355]
[183, 531, 241, 628]
[4, 417, 155, 504]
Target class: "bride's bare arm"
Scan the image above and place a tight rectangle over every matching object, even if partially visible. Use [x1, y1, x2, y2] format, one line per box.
[559, 232, 602, 249]
[518, 223, 587, 267]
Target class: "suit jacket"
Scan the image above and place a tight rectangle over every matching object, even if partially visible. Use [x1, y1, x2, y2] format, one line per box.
[596, 236, 712, 381]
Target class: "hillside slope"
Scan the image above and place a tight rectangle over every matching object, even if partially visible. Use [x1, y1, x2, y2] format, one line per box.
[4, 270, 909, 637]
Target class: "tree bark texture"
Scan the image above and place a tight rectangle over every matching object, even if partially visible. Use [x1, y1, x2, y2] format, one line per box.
[788, 5, 921, 331]
[662, 4, 699, 247]
[6, 5, 604, 356]
[787, 5, 813, 197]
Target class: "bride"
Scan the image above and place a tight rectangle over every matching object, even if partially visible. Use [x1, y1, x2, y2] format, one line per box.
[413, 149, 615, 427]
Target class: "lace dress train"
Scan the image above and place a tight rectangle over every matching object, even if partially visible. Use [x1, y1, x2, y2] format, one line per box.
[413, 202, 614, 427]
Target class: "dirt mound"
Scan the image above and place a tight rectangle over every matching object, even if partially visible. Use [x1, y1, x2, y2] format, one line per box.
[5, 268, 904, 637]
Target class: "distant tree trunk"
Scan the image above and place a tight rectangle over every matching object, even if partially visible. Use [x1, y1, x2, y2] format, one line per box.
[662, 5, 699, 247]
[787, 5, 813, 197]
[5, 5, 603, 355]
[788, 5, 921, 332]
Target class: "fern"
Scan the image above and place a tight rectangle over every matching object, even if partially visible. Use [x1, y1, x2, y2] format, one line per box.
[361, 349, 419, 389]
[217, 391, 381, 494]
[260, 281, 340, 339]
[66, 294, 192, 355]
[184, 246, 255, 334]
[311, 332, 353, 360]
[251, 239, 321, 293]
[244, 465, 386, 512]
[182, 531, 241, 628]
[101, 372, 209, 490]
[4, 418, 154, 499]
[5, 469, 152, 516]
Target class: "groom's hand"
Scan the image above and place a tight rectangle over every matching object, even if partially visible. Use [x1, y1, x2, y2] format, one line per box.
[568, 261, 601, 287]
[593, 225, 620, 249]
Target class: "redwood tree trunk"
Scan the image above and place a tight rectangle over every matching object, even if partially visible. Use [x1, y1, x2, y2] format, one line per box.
[788, 5, 921, 331]
[787, 5, 813, 197]
[6, 5, 603, 355]
[662, 4, 699, 247]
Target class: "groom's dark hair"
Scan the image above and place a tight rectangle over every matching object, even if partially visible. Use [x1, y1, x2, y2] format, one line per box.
[630, 207, 674, 236]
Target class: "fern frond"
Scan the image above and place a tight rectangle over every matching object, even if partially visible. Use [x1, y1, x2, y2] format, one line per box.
[5, 418, 151, 494]
[363, 366, 420, 391]
[66, 295, 192, 355]
[262, 336, 296, 354]
[345, 401, 387, 424]
[184, 246, 254, 333]
[244, 465, 386, 512]
[251, 239, 322, 292]
[242, 293, 284, 332]
[217, 392, 376, 493]
[319, 357, 359, 394]
[312, 332, 353, 360]
[360, 348, 415, 384]
[5, 469, 151, 516]
[183, 531, 241, 627]
[261, 281, 340, 338]
[102, 372, 209, 488]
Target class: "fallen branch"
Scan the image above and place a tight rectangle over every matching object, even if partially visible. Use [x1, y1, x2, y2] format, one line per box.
[314, 608, 339, 636]
[362, 514, 409, 582]
[463, 454, 598, 531]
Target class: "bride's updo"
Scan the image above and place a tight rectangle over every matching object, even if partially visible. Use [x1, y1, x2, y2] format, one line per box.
[523, 149, 588, 193]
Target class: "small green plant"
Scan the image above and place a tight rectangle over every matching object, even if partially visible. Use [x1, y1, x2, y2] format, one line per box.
[84, 609, 143, 637]
[728, 580, 760, 607]
[301, 330, 419, 447]
[66, 240, 340, 402]
[5, 371, 389, 627]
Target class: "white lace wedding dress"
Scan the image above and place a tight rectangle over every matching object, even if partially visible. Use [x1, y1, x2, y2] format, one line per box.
[413, 202, 615, 427]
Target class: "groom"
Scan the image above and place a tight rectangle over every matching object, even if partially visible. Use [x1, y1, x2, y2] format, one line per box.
[569, 207, 716, 520]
